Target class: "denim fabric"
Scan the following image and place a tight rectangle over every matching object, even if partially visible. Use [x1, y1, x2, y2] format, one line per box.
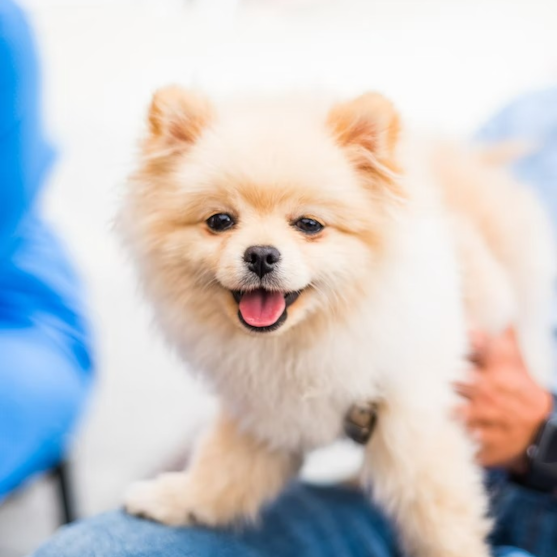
[490, 480, 557, 557]
[495, 550, 534, 557]
[31, 481, 556, 557]
[32, 483, 400, 557]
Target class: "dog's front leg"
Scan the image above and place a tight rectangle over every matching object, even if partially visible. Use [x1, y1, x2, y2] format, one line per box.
[125, 411, 300, 526]
[363, 399, 491, 557]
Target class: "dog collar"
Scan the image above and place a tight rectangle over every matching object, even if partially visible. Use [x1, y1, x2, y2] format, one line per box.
[343, 402, 378, 445]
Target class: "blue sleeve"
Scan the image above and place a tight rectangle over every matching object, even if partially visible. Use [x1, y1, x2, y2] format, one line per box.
[0, 1, 94, 497]
[0, 0, 93, 367]
[476, 88, 557, 234]
[476, 88, 557, 390]
[0, 0, 54, 264]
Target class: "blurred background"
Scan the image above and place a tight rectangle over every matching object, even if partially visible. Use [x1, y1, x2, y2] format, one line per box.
[0, 0, 556, 555]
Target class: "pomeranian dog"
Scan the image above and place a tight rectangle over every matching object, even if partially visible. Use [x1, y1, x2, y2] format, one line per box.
[121, 88, 555, 557]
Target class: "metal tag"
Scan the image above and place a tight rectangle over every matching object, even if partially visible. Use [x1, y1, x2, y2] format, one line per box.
[343, 402, 378, 445]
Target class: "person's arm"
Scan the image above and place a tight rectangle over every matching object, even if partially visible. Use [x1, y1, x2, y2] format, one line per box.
[455, 328, 557, 488]
[0, 0, 54, 265]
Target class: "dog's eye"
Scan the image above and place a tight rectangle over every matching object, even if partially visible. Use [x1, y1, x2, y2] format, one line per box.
[207, 213, 235, 232]
[294, 217, 324, 235]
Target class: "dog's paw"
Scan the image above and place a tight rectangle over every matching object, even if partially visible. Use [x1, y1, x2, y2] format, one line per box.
[124, 472, 244, 527]
[124, 473, 196, 526]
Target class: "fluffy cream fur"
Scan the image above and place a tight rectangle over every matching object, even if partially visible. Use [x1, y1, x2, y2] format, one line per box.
[122, 88, 555, 557]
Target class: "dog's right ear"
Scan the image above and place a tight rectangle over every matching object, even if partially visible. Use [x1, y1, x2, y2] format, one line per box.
[327, 92, 400, 168]
[327, 93, 404, 199]
[147, 86, 213, 149]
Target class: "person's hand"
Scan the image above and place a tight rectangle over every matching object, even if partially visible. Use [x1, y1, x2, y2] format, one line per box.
[454, 328, 553, 470]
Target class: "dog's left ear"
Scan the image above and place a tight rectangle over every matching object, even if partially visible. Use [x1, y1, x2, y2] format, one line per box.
[147, 86, 213, 149]
[327, 92, 400, 173]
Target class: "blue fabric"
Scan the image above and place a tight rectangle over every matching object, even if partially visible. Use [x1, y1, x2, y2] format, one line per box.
[30, 480, 556, 557]
[477, 86, 557, 388]
[0, 0, 93, 498]
[488, 480, 557, 557]
[495, 551, 535, 557]
[31, 483, 401, 557]
[477, 88, 557, 238]
[0, 0, 53, 262]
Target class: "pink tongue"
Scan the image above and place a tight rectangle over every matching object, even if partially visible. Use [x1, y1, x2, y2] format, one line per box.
[239, 289, 286, 328]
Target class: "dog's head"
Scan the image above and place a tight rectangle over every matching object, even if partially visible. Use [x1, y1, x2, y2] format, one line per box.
[123, 89, 405, 338]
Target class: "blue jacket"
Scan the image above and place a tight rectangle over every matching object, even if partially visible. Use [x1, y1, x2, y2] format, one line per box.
[478, 87, 557, 238]
[0, 0, 93, 497]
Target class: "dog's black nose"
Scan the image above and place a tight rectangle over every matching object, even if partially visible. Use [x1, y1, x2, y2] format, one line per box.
[244, 246, 281, 278]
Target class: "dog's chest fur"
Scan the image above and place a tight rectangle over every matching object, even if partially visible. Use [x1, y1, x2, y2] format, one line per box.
[201, 326, 385, 451]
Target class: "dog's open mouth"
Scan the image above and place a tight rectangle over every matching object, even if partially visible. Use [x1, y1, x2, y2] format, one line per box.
[231, 289, 300, 332]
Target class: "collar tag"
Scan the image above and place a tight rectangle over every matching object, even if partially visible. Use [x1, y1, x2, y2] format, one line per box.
[344, 402, 377, 445]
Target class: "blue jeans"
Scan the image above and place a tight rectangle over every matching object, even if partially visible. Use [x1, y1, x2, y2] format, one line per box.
[31, 480, 556, 557]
